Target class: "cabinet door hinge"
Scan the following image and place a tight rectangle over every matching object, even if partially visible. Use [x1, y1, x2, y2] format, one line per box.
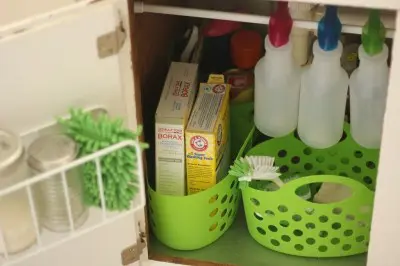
[97, 22, 127, 59]
[121, 231, 146, 265]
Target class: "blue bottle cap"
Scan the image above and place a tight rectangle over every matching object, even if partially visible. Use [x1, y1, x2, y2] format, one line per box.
[317, 6, 342, 51]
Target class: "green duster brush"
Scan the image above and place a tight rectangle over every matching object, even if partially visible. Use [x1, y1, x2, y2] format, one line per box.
[58, 108, 148, 211]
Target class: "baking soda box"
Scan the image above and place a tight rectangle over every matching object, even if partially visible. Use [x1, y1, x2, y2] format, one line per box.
[185, 74, 231, 194]
[155, 62, 198, 196]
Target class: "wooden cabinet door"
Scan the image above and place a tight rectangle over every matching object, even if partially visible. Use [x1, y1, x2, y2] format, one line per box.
[0, 0, 148, 265]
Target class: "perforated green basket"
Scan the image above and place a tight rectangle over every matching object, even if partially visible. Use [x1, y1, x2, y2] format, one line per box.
[147, 102, 254, 251]
[241, 125, 379, 257]
[148, 173, 240, 250]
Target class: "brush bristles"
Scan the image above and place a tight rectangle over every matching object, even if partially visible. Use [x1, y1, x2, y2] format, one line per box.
[231, 155, 283, 187]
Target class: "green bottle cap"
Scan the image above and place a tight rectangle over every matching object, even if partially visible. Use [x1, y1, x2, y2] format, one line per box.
[362, 10, 386, 56]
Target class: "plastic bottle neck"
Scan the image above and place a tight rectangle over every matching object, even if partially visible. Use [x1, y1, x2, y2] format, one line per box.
[358, 44, 389, 73]
[311, 41, 342, 71]
[265, 36, 294, 63]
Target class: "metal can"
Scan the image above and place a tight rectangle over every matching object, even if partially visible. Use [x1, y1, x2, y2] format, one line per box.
[27, 134, 88, 232]
[0, 129, 38, 254]
[224, 69, 254, 103]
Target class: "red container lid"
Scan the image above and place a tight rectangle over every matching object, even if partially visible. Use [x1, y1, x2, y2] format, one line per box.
[203, 20, 242, 37]
[230, 29, 263, 69]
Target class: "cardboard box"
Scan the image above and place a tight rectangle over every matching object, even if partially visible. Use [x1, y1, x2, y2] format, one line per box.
[155, 62, 198, 196]
[185, 74, 231, 194]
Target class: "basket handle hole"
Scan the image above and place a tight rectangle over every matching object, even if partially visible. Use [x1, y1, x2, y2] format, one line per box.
[312, 182, 353, 204]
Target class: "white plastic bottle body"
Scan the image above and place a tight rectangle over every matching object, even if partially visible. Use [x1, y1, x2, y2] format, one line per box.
[298, 42, 349, 149]
[254, 39, 301, 137]
[350, 45, 389, 149]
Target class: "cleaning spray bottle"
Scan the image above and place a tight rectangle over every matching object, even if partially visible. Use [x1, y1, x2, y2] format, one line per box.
[297, 6, 349, 148]
[350, 10, 389, 149]
[254, 1, 301, 137]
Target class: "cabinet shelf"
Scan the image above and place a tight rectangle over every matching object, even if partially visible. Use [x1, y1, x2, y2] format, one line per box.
[134, 2, 395, 38]
[250, 0, 399, 10]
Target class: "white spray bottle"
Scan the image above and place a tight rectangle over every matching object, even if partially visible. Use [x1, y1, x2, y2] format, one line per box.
[254, 1, 301, 137]
[297, 6, 349, 148]
[350, 10, 389, 149]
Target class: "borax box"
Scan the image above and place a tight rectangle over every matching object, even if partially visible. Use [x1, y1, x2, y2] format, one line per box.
[155, 62, 198, 196]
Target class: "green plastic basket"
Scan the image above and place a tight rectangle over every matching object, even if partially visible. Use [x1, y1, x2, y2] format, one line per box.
[241, 125, 379, 257]
[147, 103, 254, 251]
[148, 173, 240, 250]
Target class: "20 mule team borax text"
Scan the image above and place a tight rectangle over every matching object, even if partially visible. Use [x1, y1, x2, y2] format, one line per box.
[158, 128, 183, 141]
[155, 62, 199, 196]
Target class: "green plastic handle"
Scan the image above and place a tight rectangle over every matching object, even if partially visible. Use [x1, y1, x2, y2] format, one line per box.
[236, 127, 256, 160]
[279, 175, 374, 204]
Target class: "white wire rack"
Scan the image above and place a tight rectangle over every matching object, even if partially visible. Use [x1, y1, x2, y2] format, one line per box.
[0, 140, 145, 266]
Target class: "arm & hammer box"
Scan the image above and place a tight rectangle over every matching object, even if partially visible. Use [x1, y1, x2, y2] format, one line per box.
[185, 74, 231, 195]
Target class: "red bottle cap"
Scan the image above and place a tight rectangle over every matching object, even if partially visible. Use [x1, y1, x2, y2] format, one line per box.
[268, 1, 293, 47]
[230, 29, 263, 69]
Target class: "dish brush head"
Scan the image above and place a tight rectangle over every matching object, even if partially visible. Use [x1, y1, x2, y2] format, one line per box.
[229, 155, 282, 189]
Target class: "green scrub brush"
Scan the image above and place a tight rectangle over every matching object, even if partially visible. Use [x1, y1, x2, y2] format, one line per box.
[229, 156, 283, 189]
[58, 108, 148, 211]
[229, 155, 311, 199]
